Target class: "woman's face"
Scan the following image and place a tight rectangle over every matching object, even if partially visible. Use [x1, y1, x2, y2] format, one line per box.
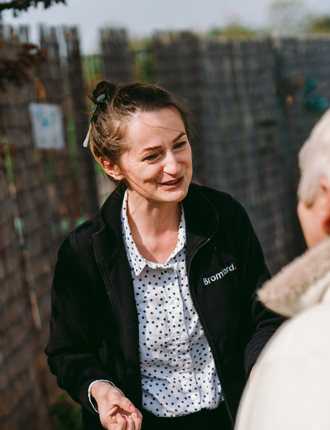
[105, 107, 193, 207]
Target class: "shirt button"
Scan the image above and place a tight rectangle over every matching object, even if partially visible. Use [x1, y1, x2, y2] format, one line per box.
[180, 333, 188, 342]
[175, 298, 181, 307]
[184, 362, 191, 369]
[190, 392, 199, 400]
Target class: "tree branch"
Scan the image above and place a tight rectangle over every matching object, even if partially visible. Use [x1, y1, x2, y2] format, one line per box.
[0, 0, 66, 13]
[0, 42, 48, 89]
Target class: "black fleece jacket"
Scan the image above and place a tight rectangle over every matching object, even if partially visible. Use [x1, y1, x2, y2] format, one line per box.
[45, 183, 283, 429]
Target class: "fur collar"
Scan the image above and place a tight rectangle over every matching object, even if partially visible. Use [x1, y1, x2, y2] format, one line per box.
[258, 238, 330, 317]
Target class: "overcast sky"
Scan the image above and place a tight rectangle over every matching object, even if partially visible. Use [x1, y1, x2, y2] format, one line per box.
[3, 0, 330, 53]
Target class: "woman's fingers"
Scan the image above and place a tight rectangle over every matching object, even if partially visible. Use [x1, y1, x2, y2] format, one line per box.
[100, 411, 128, 430]
[91, 382, 142, 429]
[122, 412, 143, 430]
[99, 395, 142, 429]
[131, 410, 143, 430]
[115, 413, 127, 429]
[117, 396, 137, 414]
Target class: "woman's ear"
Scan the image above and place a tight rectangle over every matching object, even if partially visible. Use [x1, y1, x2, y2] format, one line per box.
[323, 216, 330, 236]
[99, 157, 124, 181]
[320, 178, 330, 236]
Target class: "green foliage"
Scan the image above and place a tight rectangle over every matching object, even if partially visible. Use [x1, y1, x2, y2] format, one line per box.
[207, 24, 259, 38]
[0, 136, 14, 183]
[302, 77, 329, 112]
[131, 38, 155, 83]
[49, 392, 83, 430]
[82, 54, 103, 90]
[66, 117, 79, 177]
[307, 16, 330, 33]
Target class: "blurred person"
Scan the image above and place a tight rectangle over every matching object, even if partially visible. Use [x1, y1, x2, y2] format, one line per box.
[45, 81, 283, 430]
[235, 109, 330, 430]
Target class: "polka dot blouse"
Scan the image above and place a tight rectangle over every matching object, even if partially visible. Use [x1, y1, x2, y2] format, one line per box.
[121, 191, 222, 417]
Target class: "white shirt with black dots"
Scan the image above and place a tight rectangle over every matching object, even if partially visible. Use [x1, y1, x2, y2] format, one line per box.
[121, 191, 222, 417]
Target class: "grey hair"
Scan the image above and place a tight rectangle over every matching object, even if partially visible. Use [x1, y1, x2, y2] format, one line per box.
[298, 109, 330, 205]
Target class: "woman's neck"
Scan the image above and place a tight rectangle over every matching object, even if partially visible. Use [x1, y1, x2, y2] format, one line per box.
[126, 191, 181, 233]
[126, 192, 182, 263]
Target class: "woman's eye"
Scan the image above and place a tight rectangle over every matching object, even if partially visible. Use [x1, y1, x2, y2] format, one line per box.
[174, 141, 186, 149]
[143, 153, 159, 161]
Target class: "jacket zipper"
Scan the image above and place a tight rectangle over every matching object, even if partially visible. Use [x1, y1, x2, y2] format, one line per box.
[187, 236, 233, 424]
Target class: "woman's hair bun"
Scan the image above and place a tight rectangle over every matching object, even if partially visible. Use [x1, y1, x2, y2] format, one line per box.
[91, 81, 118, 104]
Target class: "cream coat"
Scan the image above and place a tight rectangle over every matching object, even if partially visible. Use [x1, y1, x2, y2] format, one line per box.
[235, 238, 330, 430]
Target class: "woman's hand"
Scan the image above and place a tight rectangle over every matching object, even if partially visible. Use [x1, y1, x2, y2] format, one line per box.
[91, 381, 143, 429]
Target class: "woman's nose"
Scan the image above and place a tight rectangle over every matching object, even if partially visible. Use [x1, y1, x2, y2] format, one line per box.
[163, 151, 180, 175]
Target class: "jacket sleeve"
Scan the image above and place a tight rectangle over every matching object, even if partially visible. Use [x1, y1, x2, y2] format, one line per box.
[45, 235, 114, 414]
[227, 197, 285, 374]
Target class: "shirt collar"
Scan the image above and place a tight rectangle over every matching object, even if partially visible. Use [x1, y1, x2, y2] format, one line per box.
[121, 190, 186, 277]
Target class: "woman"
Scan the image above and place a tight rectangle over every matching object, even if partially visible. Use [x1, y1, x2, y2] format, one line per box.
[45, 81, 283, 430]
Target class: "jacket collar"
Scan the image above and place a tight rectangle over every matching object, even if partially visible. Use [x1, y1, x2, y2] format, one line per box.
[258, 238, 330, 317]
[96, 182, 220, 260]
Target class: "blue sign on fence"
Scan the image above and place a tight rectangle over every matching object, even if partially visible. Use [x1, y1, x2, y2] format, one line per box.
[29, 103, 65, 149]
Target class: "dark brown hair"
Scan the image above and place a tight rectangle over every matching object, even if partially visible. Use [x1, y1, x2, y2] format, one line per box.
[87, 81, 193, 168]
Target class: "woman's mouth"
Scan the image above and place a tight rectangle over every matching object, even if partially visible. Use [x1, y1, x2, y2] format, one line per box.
[162, 177, 183, 186]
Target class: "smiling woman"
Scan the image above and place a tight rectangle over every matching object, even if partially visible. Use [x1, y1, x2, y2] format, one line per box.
[45, 80, 284, 430]
[101, 108, 192, 204]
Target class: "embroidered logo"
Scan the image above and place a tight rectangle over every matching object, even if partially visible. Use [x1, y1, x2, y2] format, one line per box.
[203, 263, 237, 286]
